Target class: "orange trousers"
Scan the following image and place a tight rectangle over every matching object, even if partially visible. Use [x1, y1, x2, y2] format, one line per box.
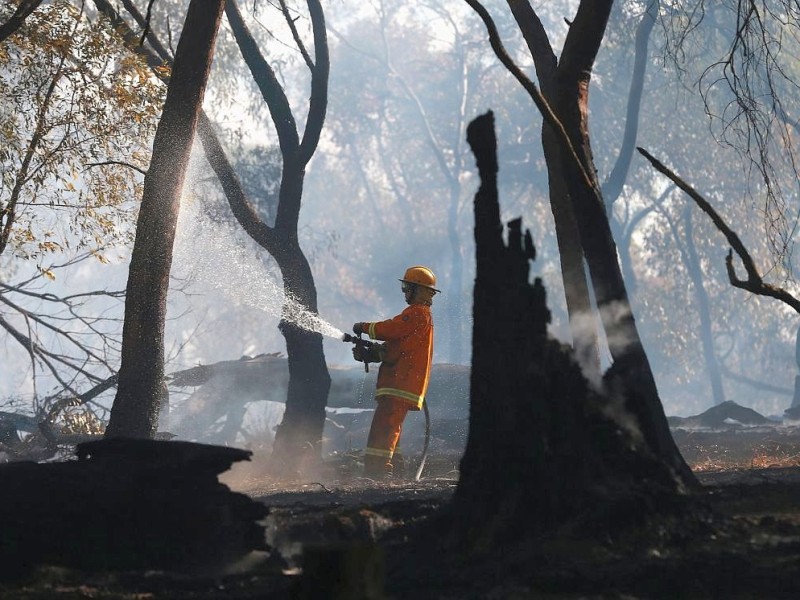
[364, 397, 410, 476]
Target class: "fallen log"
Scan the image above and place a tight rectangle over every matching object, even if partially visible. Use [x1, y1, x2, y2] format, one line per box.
[0, 438, 268, 579]
[166, 354, 470, 446]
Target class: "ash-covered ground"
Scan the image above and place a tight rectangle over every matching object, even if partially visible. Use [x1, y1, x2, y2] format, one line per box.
[4, 415, 800, 598]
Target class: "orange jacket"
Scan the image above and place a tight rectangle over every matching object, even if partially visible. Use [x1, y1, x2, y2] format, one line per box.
[364, 303, 433, 410]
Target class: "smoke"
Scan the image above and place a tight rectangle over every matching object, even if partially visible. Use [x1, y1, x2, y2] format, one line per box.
[597, 300, 637, 355]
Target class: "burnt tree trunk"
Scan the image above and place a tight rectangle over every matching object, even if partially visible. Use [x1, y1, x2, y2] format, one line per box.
[450, 112, 686, 549]
[106, 0, 226, 439]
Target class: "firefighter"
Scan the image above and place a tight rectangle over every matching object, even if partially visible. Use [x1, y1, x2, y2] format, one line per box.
[352, 265, 439, 479]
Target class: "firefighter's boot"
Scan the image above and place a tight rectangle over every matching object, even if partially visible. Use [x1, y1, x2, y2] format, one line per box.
[391, 451, 406, 480]
[363, 453, 392, 480]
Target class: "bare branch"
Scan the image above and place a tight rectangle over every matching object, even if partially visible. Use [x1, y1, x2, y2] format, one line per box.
[138, 0, 157, 47]
[638, 146, 800, 314]
[462, 0, 597, 195]
[85, 160, 148, 176]
[278, 0, 313, 70]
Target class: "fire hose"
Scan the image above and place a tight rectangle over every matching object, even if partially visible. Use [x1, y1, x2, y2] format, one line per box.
[343, 332, 431, 481]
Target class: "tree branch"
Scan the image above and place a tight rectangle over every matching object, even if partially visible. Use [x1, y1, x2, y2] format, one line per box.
[85, 160, 147, 176]
[297, 0, 329, 165]
[463, 0, 597, 195]
[226, 0, 300, 156]
[0, 0, 43, 43]
[637, 146, 800, 314]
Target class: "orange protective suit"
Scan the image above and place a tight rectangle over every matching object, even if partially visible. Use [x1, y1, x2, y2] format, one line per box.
[362, 303, 433, 475]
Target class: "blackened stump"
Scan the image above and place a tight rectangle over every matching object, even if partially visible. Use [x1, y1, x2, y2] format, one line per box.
[450, 112, 688, 551]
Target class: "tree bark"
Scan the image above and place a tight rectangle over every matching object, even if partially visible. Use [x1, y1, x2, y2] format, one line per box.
[486, 0, 694, 485]
[536, 1, 693, 486]
[105, 0, 226, 439]
[507, 0, 600, 377]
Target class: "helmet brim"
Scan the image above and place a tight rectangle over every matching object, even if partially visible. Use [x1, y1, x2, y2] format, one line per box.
[399, 278, 441, 294]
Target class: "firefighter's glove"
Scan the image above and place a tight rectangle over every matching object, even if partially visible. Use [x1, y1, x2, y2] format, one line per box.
[352, 343, 385, 364]
[352, 322, 364, 336]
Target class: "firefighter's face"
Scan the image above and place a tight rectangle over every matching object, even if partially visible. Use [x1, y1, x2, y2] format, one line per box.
[402, 282, 416, 303]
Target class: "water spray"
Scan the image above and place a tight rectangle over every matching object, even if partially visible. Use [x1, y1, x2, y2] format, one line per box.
[173, 197, 344, 340]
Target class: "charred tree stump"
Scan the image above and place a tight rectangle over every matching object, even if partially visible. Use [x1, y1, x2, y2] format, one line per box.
[0, 439, 268, 579]
[450, 112, 684, 551]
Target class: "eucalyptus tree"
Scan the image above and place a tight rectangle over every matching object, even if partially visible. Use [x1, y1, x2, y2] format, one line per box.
[215, 0, 332, 472]
[81, 0, 332, 469]
[592, 1, 800, 413]
[105, 0, 227, 438]
[0, 1, 161, 411]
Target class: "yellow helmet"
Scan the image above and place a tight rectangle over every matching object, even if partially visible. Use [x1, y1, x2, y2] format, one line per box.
[400, 265, 440, 293]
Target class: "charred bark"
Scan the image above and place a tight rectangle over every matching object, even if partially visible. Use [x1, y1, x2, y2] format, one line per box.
[467, 0, 696, 488]
[450, 112, 687, 549]
[507, 0, 600, 377]
[105, 0, 226, 439]
[545, 2, 695, 487]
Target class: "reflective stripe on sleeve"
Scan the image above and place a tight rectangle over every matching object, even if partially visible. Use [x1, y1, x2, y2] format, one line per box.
[368, 322, 378, 339]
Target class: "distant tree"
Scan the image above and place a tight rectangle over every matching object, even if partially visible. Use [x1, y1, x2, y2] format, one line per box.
[614, 0, 800, 410]
[323, 0, 537, 364]
[105, 0, 226, 438]
[640, 148, 800, 316]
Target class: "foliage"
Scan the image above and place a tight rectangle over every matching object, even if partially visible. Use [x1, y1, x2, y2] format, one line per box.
[587, 1, 800, 415]
[0, 0, 163, 263]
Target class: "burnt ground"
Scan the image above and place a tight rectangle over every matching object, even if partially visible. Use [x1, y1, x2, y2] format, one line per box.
[3, 428, 800, 599]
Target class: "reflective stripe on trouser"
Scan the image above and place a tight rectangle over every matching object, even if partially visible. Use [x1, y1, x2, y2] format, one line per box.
[375, 387, 424, 410]
[364, 397, 410, 475]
